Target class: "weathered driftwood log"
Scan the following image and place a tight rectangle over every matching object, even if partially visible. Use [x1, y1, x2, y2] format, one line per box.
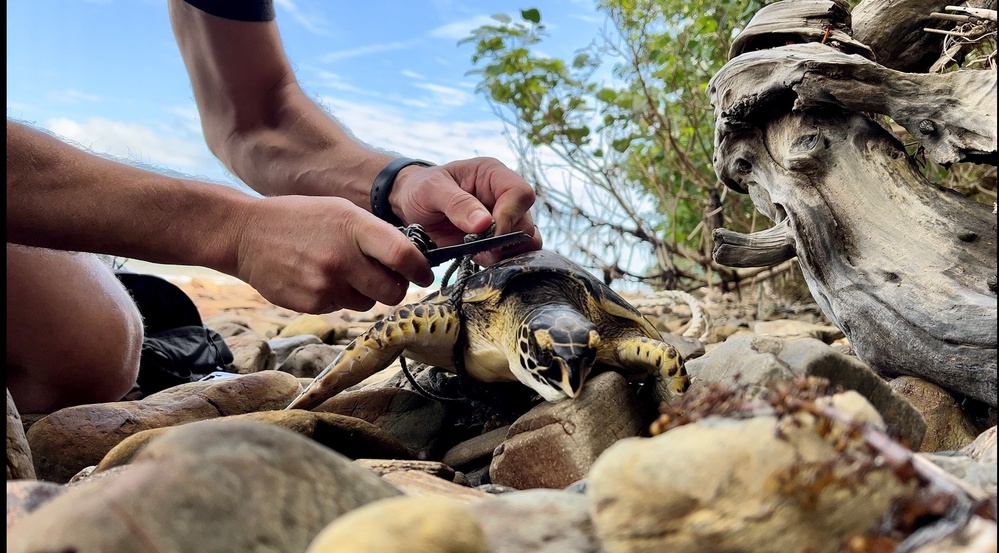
[728, 0, 875, 61]
[851, 0, 969, 72]
[712, 43, 997, 167]
[709, 43, 997, 406]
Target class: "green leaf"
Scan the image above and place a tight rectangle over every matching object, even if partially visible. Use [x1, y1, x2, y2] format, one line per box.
[572, 53, 590, 69]
[595, 88, 617, 103]
[521, 8, 541, 23]
[491, 13, 512, 23]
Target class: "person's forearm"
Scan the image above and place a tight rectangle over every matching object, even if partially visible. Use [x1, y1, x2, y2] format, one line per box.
[218, 83, 396, 205]
[6, 120, 249, 275]
[169, 0, 395, 204]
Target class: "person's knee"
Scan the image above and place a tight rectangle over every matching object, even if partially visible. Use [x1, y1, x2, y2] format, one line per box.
[6, 246, 144, 412]
[85, 292, 144, 403]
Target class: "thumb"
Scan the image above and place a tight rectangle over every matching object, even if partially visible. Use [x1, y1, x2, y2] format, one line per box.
[441, 189, 493, 234]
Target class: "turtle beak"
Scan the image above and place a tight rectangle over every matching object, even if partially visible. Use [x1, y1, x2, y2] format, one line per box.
[557, 360, 584, 398]
[556, 329, 599, 398]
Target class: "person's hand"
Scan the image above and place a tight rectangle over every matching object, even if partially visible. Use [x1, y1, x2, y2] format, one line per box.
[389, 157, 543, 266]
[235, 196, 434, 314]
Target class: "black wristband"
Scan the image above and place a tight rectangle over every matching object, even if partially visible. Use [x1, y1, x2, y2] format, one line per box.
[370, 158, 434, 226]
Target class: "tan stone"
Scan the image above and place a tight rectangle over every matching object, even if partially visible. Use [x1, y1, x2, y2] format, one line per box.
[490, 371, 645, 490]
[589, 400, 916, 553]
[27, 371, 302, 482]
[225, 332, 276, 374]
[10, 420, 401, 553]
[889, 376, 979, 452]
[95, 410, 413, 473]
[381, 471, 490, 503]
[306, 495, 488, 553]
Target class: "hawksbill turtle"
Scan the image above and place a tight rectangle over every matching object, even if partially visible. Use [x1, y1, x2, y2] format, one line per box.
[287, 250, 690, 410]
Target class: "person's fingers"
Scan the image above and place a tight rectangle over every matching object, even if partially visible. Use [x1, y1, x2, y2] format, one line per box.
[346, 256, 413, 307]
[418, 174, 493, 235]
[316, 287, 376, 314]
[357, 220, 435, 289]
[490, 184, 537, 237]
[475, 223, 543, 266]
[238, 197, 434, 313]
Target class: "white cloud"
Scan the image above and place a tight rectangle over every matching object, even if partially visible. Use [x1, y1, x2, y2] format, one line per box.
[411, 82, 471, 107]
[320, 41, 418, 63]
[44, 116, 214, 172]
[316, 96, 516, 167]
[429, 15, 501, 40]
[400, 69, 427, 80]
[274, 0, 331, 35]
[52, 89, 102, 103]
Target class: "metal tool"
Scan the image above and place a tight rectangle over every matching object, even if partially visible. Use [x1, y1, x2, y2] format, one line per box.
[397, 224, 531, 267]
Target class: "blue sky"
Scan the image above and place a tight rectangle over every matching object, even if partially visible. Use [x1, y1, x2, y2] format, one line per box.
[7, 0, 610, 192]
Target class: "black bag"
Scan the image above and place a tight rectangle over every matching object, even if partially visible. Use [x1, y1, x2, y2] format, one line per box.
[117, 272, 234, 395]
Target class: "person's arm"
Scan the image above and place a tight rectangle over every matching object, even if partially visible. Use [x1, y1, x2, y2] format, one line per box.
[168, 0, 543, 261]
[6, 120, 432, 313]
[168, 0, 391, 203]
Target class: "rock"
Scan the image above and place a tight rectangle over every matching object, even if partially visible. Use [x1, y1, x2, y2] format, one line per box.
[68, 464, 133, 488]
[276, 314, 343, 342]
[919, 425, 998, 507]
[465, 466, 493, 488]
[225, 332, 276, 374]
[95, 410, 413, 474]
[6, 480, 64, 529]
[381, 470, 491, 503]
[889, 376, 980, 452]
[315, 387, 447, 458]
[268, 334, 323, 365]
[246, 317, 288, 339]
[704, 324, 744, 344]
[753, 319, 844, 343]
[475, 483, 518, 494]
[961, 426, 997, 462]
[209, 321, 253, 339]
[306, 495, 487, 553]
[6, 389, 34, 480]
[469, 489, 604, 552]
[8, 420, 401, 553]
[203, 313, 253, 338]
[18, 413, 46, 436]
[27, 371, 302, 483]
[355, 459, 455, 481]
[279, 343, 343, 378]
[204, 313, 252, 327]
[687, 334, 796, 390]
[442, 426, 511, 470]
[687, 335, 926, 448]
[588, 395, 916, 553]
[490, 371, 645, 490]
[909, 516, 997, 553]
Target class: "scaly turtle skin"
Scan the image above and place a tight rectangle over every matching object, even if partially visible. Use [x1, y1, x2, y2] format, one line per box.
[287, 251, 689, 410]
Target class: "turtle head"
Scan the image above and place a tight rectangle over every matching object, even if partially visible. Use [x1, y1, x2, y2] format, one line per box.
[513, 307, 600, 402]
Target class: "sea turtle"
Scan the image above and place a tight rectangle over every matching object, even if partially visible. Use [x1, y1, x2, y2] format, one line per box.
[286, 250, 689, 410]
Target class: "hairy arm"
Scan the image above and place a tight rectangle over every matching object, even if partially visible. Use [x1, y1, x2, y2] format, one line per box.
[168, 0, 392, 203]
[6, 119, 246, 273]
[168, 0, 542, 260]
[5, 120, 433, 313]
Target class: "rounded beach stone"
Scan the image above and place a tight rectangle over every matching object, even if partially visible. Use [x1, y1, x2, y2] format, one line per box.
[306, 495, 487, 553]
[9, 419, 401, 553]
[26, 370, 302, 483]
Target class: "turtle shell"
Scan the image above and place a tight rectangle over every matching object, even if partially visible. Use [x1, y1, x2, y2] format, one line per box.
[460, 250, 660, 338]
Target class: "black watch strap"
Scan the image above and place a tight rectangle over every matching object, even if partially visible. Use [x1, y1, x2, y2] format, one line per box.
[370, 158, 434, 226]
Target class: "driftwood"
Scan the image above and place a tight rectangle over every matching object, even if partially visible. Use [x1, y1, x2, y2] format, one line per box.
[708, 1, 997, 406]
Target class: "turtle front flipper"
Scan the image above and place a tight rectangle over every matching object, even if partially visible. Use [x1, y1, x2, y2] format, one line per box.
[286, 299, 459, 410]
[606, 336, 689, 404]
